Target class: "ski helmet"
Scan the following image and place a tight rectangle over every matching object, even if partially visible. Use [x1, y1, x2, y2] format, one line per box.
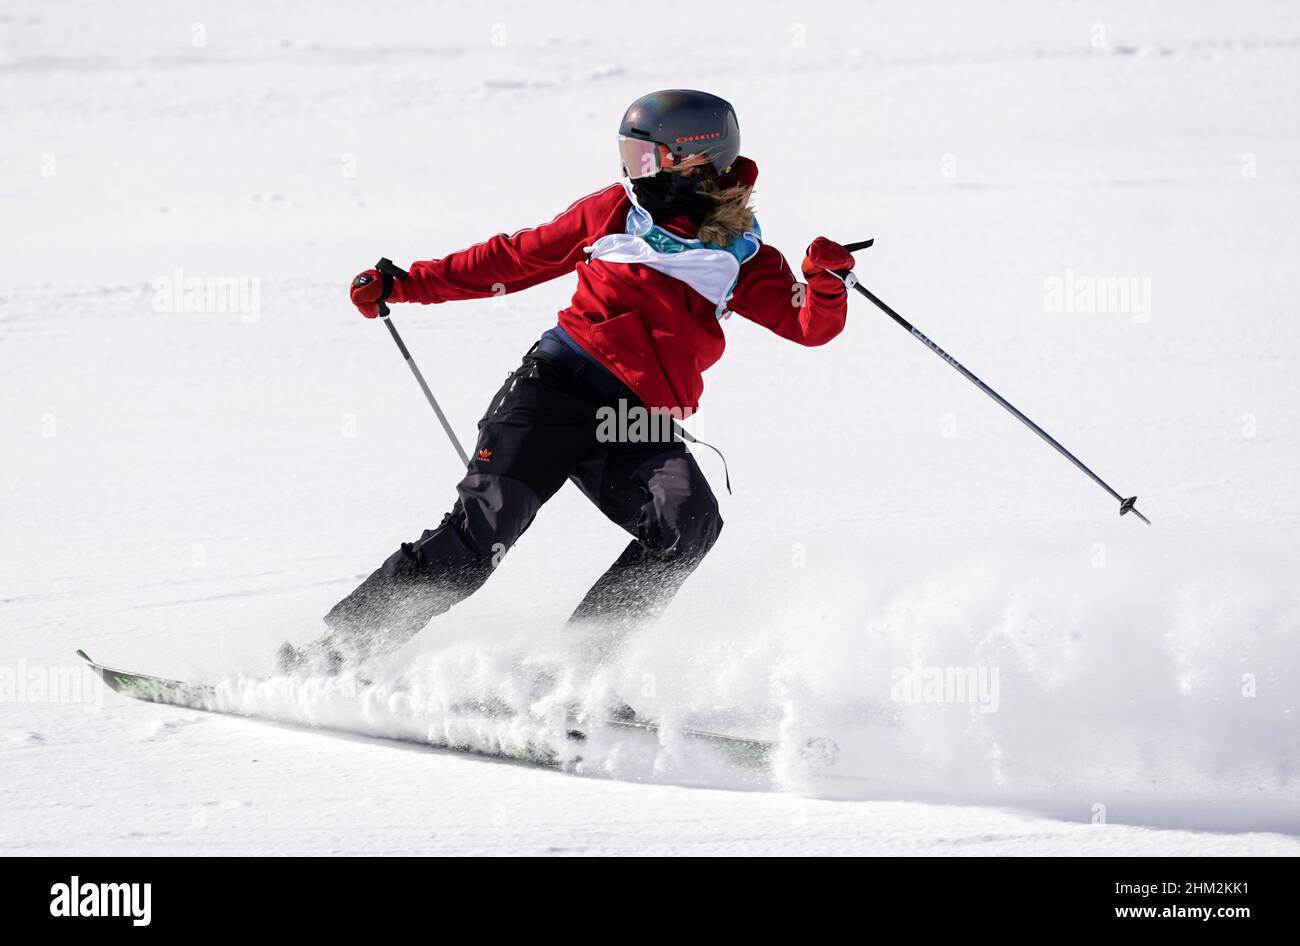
[618, 90, 740, 180]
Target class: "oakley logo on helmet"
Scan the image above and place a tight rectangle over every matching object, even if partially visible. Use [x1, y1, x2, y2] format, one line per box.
[676, 132, 722, 143]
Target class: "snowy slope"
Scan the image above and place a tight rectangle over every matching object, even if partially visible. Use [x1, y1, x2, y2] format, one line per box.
[2, 0, 1298, 855]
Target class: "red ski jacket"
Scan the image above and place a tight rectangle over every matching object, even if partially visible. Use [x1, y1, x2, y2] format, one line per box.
[390, 180, 848, 414]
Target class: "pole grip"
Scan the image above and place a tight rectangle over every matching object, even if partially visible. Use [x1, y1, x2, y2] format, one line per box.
[374, 258, 409, 318]
[830, 238, 874, 286]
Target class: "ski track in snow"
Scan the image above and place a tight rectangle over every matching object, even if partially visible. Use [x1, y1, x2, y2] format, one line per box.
[2, 0, 1299, 854]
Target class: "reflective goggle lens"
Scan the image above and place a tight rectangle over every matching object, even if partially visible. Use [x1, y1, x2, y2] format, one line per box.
[618, 136, 663, 180]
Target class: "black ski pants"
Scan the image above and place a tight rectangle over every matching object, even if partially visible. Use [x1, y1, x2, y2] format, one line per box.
[323, 340, 722, 655]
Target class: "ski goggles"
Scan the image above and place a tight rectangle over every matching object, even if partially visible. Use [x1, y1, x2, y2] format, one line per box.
[618, 136, 714, 180]
[618, 136, 669, 180]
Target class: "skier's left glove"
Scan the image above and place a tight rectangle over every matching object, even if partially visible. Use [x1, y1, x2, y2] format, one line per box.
[349, 267, 406, 318]
[800, 237, 856, 293]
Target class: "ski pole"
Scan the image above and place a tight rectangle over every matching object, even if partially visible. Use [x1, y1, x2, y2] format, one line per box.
[372, 258, 470, 467]
[834, 239, 1150, 525]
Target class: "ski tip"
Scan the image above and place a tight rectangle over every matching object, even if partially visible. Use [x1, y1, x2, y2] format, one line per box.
[75, 648, 92, 663]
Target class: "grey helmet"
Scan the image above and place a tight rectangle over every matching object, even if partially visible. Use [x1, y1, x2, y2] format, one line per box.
[618, 89, 740, 180]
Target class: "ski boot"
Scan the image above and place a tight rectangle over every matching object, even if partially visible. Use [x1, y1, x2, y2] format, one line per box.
[276, 636, 346, 676]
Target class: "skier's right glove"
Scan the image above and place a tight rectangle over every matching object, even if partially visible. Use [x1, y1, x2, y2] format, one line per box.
[349, 267, 406, 318]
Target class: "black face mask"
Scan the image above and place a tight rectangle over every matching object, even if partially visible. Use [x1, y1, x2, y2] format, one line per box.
[631, 171, 714, 226]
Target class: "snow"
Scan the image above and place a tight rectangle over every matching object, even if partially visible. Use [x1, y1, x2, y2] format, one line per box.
[2, 0, 1299, 855]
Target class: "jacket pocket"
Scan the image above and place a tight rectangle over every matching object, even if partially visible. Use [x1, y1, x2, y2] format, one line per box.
[587, 311, 682, 411]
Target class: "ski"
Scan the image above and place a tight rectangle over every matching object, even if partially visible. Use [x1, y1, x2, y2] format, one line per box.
[76, 649, 216, 706]
[76, 649, 582, 767]
[600, 715, 775, 766]
[76, 649, 782, 768]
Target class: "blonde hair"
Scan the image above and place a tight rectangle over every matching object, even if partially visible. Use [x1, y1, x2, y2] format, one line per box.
[667, 164, 755, 246]
[695, 180, 755, 246]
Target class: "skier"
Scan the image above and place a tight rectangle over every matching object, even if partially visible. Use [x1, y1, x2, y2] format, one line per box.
[280, 89, 856, 673]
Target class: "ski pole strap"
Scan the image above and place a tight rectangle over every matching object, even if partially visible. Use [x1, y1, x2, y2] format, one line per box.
[374, 257, 409, 318]
[828, 239, 873, 292]
[376, 257, 409, 280]
[673, 423, 731, 494]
